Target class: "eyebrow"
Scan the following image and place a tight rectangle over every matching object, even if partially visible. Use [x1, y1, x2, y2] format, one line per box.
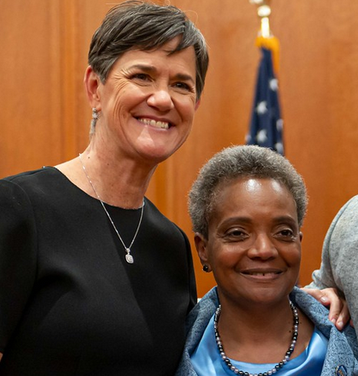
[128, 64, 195, 84]
[175, 73, 195, 84]
[129, 64, 156, 73]
[220, 215, 298, 227]
[272, 216, 298, 226]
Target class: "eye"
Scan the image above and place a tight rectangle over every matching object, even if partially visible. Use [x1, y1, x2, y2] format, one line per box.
[130, 73, 152, 82]
[276, 228, 297, 241]
[224, 228, 249, 242]
[172, 81, 194, 93]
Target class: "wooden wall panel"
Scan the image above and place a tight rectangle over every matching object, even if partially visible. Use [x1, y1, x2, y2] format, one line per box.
[0, 1, 63, 174]
[0, 0, 113, 176]
[2, 0, 358, 297]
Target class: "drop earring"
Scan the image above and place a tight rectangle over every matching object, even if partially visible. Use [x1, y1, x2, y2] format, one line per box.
[90, 108, 99, 133]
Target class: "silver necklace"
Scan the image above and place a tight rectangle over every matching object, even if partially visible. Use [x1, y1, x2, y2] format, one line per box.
[214, 300, 299, 376]
[79, 153, 144, 264]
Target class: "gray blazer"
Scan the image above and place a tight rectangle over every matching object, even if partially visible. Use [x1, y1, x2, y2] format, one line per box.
[308, 195, 358, 341]
[175, 287, 358, 376]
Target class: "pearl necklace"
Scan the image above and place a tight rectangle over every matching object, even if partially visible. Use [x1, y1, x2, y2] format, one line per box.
[214, 300, 299, 376]
[79, 153, 144, 264]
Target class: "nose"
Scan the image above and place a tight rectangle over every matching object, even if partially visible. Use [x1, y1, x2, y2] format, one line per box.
[247, 233, 278, 260]
[147, 88, 174, 111]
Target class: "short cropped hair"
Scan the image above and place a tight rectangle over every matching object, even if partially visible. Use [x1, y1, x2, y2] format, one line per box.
[189, 145, 308, 238]
[88, 0, 209, 101]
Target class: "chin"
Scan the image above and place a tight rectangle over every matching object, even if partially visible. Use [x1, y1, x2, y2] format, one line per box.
[246, 289, 291, 306]
[141, 144, 181, 163]
[139, 149, 172, 165]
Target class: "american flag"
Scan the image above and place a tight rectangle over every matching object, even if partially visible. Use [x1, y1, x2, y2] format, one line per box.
[246, 47, 284, 155]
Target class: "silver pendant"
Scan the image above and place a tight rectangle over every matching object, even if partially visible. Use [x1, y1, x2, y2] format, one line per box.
[125, 253, 134, 264]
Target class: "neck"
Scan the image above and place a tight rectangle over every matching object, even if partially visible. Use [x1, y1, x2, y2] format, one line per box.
[214, 299, 299, 372]
[78, 147, 156, 208]
[217, 298, 296, 362]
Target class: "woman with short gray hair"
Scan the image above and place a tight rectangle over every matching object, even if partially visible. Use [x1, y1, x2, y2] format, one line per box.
[177, 145, 357, 376]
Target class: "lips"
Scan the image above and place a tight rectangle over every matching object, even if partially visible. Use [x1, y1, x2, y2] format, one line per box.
[137, 117, 171, 129]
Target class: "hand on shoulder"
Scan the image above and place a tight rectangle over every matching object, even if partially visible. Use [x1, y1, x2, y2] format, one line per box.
[302, 287, 351, 330]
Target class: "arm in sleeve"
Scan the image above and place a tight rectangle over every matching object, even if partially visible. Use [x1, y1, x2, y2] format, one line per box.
[306, 196, 358, 291]
[0, 180, 37, 352]
[184, 231, 197, 311]
[306, 196, 358, 336]
[177, 227, 197, 312]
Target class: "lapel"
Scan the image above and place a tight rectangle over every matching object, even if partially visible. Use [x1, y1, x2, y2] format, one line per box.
[292, 287, 358, 376]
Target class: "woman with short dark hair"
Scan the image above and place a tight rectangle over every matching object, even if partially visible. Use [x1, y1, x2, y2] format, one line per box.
[0, 2, 208, 374]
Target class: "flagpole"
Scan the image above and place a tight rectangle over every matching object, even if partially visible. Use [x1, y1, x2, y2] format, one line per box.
[249, 0, 271, 38]
[249, 0, 279, 73]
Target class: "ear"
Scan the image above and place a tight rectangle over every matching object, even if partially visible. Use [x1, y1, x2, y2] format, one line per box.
[84, 66, 102, 109]
[194, 233, 209, 267]
[194, 99, 201, 111]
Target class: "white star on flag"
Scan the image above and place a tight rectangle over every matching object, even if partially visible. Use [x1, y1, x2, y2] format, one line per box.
[276, 119, 284, 131]
[275, 142, 284, 155]
[256, 101, 268, 114]
[269, 78, 278, 91]
[257, 129, 268, 143]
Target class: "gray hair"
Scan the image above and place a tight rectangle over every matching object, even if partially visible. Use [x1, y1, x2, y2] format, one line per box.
[189, 145, 308, 238]
[88, 0, 209, 101]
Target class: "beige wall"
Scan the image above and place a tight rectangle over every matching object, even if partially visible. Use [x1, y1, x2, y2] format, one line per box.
[2, 0, 358, 297]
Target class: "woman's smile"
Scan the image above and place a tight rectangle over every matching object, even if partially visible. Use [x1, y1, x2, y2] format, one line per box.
[240, 268, 283, 278]
[136, 117, 170, 129]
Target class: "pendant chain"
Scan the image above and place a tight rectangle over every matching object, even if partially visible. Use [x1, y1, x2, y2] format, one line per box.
[79, 153, 144, 264]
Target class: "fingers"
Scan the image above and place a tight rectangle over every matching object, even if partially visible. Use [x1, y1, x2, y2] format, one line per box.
[302, 287, 350, 330]
[301, 287, 332, 306]
[334, 301, 350, 330]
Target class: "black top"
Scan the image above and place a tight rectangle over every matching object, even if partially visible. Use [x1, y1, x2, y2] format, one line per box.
[0, 167, 196, 376]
